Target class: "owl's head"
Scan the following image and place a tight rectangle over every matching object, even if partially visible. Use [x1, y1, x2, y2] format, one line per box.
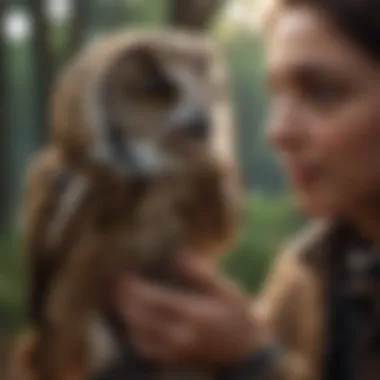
[51, 30, 235, 179]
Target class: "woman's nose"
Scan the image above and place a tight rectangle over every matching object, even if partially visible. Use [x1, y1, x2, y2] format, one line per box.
[266, 99, 307, 153]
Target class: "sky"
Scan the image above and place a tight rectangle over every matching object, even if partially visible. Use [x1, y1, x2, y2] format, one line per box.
[3, 0, 258, 42]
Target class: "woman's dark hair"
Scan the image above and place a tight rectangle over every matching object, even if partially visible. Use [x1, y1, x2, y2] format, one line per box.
[272, 0, 380, 61]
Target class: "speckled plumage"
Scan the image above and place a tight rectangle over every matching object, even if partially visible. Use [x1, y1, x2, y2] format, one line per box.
[12, 29, 242, 380]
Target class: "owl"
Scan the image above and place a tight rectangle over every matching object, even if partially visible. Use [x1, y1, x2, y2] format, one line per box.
[12, 29, 242, 380]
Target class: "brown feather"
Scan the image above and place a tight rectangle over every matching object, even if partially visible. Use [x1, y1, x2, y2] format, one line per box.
[13, 29, 243, 380]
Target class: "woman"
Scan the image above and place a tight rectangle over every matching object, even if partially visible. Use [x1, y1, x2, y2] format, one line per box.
[117, 0, 380, 379]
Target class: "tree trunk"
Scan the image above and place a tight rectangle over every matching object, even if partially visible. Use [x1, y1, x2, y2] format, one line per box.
[169, 0, 225, 31]
[30, 0, 54, 145]
[0, 0, 10, 232]
[65, 0, 88, 61]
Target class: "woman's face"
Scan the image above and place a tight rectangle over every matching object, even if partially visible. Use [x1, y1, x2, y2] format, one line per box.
[266, 6, 380, 219]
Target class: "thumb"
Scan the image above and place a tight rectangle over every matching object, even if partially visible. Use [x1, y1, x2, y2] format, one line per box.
[176, 249, 222, 295]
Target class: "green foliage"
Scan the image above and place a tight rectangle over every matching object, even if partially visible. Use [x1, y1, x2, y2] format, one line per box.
[0, 235, 26, 336]
[221, 192, 303, 293]
[7, 40, 37, 220]
[220, 31, 286, 193]
[89, 0, 170, 32]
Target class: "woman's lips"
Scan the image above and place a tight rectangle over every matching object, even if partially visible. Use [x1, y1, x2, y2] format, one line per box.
[287, 164, 321, 189]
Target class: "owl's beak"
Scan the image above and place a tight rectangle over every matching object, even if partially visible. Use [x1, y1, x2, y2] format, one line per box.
[182, 109, 210, 140]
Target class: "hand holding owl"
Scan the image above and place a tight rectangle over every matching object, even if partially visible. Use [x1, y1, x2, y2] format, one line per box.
[116, 250, 269, 373]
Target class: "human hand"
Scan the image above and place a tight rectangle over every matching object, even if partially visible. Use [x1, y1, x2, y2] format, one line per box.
[116, 250, 269, 371]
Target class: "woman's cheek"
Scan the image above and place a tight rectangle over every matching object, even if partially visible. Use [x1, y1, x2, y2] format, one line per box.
[320, 114, 380, 210]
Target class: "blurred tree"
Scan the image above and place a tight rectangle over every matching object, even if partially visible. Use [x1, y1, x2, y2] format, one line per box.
[90, 0, 129, 32]
[8, 0, 23, 5]
[64, 0, 89, 60]
[122, 0, 169, 27]
[0, 0, 11, 233]
[29, 0, 54, 145]
[89, 0, 169, 32]
[169, 0, 225, 30]
[221, 30, 286, 193]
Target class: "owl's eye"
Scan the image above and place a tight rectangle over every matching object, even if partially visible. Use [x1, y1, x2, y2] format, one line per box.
[132, 76, 178, 104]
[140, 77, 170, 96]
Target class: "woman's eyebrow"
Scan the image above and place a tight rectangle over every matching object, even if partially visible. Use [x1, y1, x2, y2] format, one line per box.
[265, 59, 351, 92]
[265, 62, 331, 87]
[290, 59, 351, 80]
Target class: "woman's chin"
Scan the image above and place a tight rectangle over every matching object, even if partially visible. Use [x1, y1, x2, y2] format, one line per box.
[292, 189, 340, 219]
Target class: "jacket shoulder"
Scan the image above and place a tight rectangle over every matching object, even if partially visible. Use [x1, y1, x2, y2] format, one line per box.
[256, 220, 333, 315]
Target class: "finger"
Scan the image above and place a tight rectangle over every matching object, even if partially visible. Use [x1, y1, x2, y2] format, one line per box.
[176, 250, 237, 298]
[127, 307, 193, 367]
[131, 327, 195, 367]
[126, 302, 166, 342]
[130, 332, 179, 367]
[175, 250, 222, 295]
[219, 277, 246, 301]
[118, 276, 190, 321]
[127, 317, 169, 364]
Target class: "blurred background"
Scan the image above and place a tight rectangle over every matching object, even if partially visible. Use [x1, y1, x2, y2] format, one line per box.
[0, 0, 304, 353]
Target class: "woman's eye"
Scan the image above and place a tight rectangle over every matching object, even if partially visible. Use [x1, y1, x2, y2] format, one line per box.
[304, 81, 348, 107]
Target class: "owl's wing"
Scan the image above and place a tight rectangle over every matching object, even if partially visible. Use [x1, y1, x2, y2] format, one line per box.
[21, 147, 90, 327]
